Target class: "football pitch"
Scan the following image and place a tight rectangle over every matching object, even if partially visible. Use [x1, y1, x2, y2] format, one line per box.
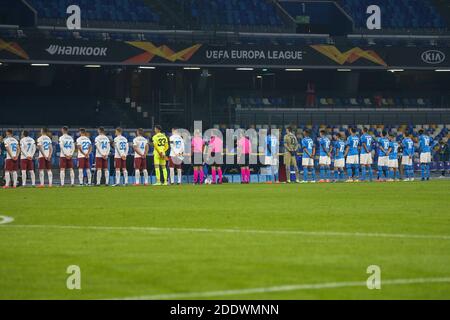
[1, 180, 450, 300]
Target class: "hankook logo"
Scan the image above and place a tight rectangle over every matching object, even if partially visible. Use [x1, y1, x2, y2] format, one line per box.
[45, 45, 108, 56]
[421, 50, 445, 64]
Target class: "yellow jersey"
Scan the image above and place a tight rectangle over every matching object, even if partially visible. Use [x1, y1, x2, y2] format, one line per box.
[152, 132, 169, 156]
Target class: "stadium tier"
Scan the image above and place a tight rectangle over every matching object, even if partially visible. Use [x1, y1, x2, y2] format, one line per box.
[340, 0, 447, 30]
[26, 0, 161, 28]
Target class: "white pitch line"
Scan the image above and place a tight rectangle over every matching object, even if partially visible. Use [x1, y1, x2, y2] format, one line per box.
[1, 223, 450, 241]
[115, 277, 450, 300]
[0, 216, 14, 225]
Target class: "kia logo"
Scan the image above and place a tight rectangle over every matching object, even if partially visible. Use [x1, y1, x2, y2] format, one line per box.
[421, 50, 445, 64]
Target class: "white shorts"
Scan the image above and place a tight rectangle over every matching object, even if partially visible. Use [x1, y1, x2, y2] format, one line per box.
[420, 152, 431, 164]
[346, 155, 359, 165]
[378, 156, 389, 167]
[319, 156, 331, 166]
[360, 153, 373, 165]
[302, 158, 314, 167]
[334, 158, 345, 168]
[401, 156, 412, 166]
[388, 159, 399, 168]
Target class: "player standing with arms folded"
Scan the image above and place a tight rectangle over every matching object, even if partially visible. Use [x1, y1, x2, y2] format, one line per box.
[113, 127, 129, 186]
[418, 129, 433, 181]
[283, 127, 300, 183]
[401, 132, 415, 181]
[301, 129, 316, 183]
[37, 128, 53, 188]
[3, 129, 20, 189]
[318, 130, 332, 183]
[59, 126, 75, 187]
[344, 127, 360, 182]
[94, 127, 111, 186]
[169, 128, 185, 185]
[152, 125, 169, 186]
[20, 130, 36, 187]
[133, 128, 149, 186]
[360, 127, 374, 182]
[76, 128, 92, 186]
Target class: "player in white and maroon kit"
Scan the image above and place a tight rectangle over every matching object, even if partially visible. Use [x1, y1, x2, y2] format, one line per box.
[59, 126, 75, 187]
[76, 128, 92, 186]
[132, 128, 149, 185]
[113, 127, 129, 186]
[36, 128, 53, 187]
[169, 128, 185, 185]
[20, 130, 36, 187]
[94, 127, 111, 186]
[3, 129, 20, 189]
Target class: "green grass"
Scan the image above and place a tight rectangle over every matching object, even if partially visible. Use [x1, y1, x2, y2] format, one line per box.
[1, 180, 450, 300]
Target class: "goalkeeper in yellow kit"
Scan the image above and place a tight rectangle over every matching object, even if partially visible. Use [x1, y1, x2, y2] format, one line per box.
[151, 125, 169, 186]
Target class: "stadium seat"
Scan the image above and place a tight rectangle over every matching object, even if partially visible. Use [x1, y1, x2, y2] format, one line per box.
[27, 0, 161, 28]
[340, 0, 447, 30]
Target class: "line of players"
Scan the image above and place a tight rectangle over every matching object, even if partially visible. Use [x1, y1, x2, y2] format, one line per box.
[283, 127, 434, 183]
[2, 125, 436, 188]
[1, 125, 179, 188]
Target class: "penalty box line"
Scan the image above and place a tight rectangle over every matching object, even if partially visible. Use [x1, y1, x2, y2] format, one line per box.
[2, 223, 450, 241]
[115, 277, 450, 300]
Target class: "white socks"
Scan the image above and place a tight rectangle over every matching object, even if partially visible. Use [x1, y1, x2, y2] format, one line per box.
[69, 169, 75, 185]
[115, 170, 128, 185]
[115, 170, 121, 185]
[21, 170, 27, 186]
[60, 170, 65, 186]
[135, 169, 140, 185]
[178, 169, 182, 184]
[47, 171, 53, 186]
[143, 170, 149, 185]
[170, 168, 175, 184]
[97, 170, 102, 185]
[5, 171, 10, 187]
[39, 170, 45, 186]
[104, 170, 109, 185]
[123, 170, 128, 185]
[30, 171, 35, 186]
[86, 170, 92, 184]
[78, 169, 84, 185]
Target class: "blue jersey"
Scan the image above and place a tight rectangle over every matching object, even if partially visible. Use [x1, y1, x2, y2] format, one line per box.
[266, 135, 278, 156]
[301, 137, 314, 159]
[402, 137, 414, 156]
[389, 141, 399, 160]
[346, 135, 359, 156]
[377, 137, 390, 157]
[360, 133, 373, 154]
[334, 140, 345, 160]
[319, 137, 331, 156]
[419, 135, 432, 153]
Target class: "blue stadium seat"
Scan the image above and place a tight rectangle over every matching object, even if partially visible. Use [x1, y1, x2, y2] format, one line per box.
[27, 0, 160, 26]
[340, 0, 447, 30]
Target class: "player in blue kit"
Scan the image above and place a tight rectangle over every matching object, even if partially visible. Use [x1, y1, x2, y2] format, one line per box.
[401, 132, 415, 181]
[387, 133, 400, 181]
[301, 129, 316, 183]
[332, 133, 346, 182]
[318, 130, 332, 182]
[360, 127, 374, 182]
[344, 127, 360, 182]
[376, 131, 390, 181]
[418, 129, 433, 181]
